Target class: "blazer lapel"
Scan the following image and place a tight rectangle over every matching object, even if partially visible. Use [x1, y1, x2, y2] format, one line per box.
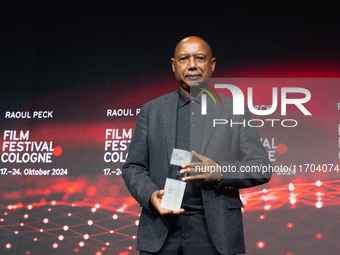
[200, 95, 223, 155]
[161, 90, 179, 164]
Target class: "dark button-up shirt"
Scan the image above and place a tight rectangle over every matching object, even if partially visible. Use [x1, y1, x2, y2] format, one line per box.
[173, 89, 205, 213]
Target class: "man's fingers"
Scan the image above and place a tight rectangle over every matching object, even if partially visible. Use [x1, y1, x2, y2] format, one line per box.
[182, 163, 190, 168]
[158, 208, 172, 215]
[156, 190, 164, 198]
[181, 162, 202, 172]
[182, 174, 204, 182]
[180, 168, 190, 174]
[192, 150, 208, 161]
[158, 208, 185, 215]
[173, 208, 185, 214]
[181, 151, 208, 170]
[180, 165, 205, 175]
[152, 190, 185, 215]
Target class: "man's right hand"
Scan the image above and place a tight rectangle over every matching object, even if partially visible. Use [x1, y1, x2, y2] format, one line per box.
[151, 190, 185, 215]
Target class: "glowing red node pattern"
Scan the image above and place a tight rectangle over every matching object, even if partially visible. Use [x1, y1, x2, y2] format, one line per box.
[315, 181, 322, 187]
[1, 176, 340, 254]
[316, 201, 323, 208]
[257, 241, 265, 249]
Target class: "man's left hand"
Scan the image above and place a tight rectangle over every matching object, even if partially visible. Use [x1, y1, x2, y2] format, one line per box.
[180, 151, 221, 184]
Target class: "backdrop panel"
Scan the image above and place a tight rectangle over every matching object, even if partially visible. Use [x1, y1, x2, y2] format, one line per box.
[1, 1, 340, 254]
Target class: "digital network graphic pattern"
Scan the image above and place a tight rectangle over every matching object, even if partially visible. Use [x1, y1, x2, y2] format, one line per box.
[242, 179, 340, 255]
[1, 177, 340, 255]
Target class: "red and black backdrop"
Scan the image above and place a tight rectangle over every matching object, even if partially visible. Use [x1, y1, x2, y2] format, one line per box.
[1, 1, 340, 255]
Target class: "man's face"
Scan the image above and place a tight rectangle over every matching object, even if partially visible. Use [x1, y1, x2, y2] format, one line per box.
[171, 37, 216, 93]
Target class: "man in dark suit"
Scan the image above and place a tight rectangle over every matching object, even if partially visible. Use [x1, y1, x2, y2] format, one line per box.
[122, 36, 271, 255]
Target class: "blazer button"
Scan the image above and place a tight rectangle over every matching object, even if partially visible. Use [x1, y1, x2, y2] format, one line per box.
[224, 186, 233, 190]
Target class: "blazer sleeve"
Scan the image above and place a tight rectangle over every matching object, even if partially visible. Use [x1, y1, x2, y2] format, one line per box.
[215, 106, 272, 190]
[122, 105, 160, 210]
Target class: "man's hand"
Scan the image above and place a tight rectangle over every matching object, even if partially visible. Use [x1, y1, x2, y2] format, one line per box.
[180, 151, 221, 184]
[150, 190, 185, 215]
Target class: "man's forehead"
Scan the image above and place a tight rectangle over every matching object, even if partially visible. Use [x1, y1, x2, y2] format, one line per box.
[174, 39, 211, 57]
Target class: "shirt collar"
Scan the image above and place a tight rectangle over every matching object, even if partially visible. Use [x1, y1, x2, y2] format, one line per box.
[178, 88, 190, 108]
[178, 88, 203, 107]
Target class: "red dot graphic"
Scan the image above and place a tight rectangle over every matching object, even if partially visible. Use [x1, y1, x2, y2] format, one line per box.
[53, 146, 62, 156]
[276, 143, 287, 154]
[257, 241, 265, 249]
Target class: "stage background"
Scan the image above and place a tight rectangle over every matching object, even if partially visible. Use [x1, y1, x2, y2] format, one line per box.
[1, 1, 340, 254]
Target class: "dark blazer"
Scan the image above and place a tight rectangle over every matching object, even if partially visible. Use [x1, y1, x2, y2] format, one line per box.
[122, 89, 271, 255]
